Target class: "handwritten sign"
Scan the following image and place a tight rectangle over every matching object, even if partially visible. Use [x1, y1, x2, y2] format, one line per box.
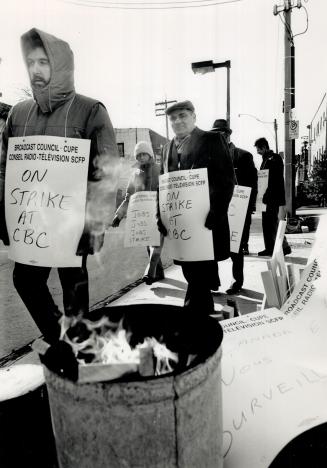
[280, 259, 321, 318]
[228, 185, 251, 253]
[309, 214, 327, 279]
[124, 191, 160, 247]
[159, 168, 214, 261]
[221, 299, 327, 468]
[257, 169, 269, 212]
[5, 136, 90, 267]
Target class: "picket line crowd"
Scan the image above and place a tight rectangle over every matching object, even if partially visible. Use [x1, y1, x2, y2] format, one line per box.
[0, 28, 290, 344]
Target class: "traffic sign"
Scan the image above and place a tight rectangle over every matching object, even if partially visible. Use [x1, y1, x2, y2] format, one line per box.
[289, 120, 299, 139]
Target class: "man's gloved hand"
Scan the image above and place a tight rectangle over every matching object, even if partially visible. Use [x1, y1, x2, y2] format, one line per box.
[76, 230, 104, 256]
[205, 210, 215, 230]
[262, 192, 268, 204]
[0, 226, 9, 246]
[0, 204, 9, 246]
[278, 205, 287, 221]
[157, 218, 168, 236]
[111, 215, 121, 228]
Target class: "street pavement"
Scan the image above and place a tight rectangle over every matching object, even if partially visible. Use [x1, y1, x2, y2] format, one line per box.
[0, 224, 173, 359]
[1, 214, 315, 367]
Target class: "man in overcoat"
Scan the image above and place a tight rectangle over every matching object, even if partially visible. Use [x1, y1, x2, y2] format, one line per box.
[254, 137, 291, 256]
[158, 101, 234, 314]
[211, 119, 257, 294]
[0, 28, 119, 343]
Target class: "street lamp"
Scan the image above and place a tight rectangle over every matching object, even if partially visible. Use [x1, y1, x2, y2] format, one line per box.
[191, 60, 231, 126]
[238, 113, 279, 155]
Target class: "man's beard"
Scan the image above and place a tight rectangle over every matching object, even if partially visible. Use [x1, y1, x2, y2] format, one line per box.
[32, 77, 48, 89]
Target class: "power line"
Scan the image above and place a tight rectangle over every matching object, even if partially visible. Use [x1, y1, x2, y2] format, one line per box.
[292, 5, 309, 39]
[61, 0, 238, 4]
[59, 0, 242, 10]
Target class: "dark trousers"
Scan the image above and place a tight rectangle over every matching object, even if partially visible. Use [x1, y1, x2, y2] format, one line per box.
[144, 234, 165, 279]
[13, 255, 89, 344]
[262, 205, 289, 253]
[181, 261, 217, 315]
[241, 210, 252, 249]
[230, 252, 244, 287]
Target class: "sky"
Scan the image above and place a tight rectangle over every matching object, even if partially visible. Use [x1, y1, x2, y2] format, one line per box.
[0, 0, 325, 165]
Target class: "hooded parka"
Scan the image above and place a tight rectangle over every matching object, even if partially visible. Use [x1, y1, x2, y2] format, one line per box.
[115, 153, 160, 220]
[0, 28, 120, 254]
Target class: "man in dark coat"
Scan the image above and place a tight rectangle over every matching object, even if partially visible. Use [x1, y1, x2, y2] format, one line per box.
[212, 119, 257, 294]
[254, 137, 291, 256]
[157, 101, 235, 315]
[0, 28, 120, 343]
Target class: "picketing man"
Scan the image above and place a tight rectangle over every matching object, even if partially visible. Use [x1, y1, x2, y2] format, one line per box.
[211, 119, 257, 294]
[254, 137, 291, 257]
[0, 28, 120, 344]
[157, 100, 235, 315]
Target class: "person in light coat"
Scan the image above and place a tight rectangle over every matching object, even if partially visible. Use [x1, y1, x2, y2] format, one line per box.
[112, 141, 164, 284]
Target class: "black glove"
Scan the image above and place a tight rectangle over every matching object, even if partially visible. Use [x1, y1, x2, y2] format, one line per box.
[0, 206, 9, 246]
[0, 225, 9, 246]
[205, 211, 215, 230]
[111, 215, 121, 228]
[262, 192, 268, 204]
[76, 230, 104, 256]
[157, 218, 168, 236]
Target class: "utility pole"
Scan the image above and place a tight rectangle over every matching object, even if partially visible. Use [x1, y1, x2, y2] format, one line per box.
[155, 99, 177, 140]
[273, 118, 279, 155]
[273, 0, 303, 218]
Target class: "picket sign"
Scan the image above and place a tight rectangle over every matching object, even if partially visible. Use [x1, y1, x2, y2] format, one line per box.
[228, 185, 251, 254]
[222, 237, 327, 467]
[124, 191, 160, 247]
[5, 136, 90, 267]
[256, 169, 268, 212]
[158, 168, 214, 261]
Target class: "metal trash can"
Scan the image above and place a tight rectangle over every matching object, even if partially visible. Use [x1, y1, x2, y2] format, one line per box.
[44, 304, 224, 468]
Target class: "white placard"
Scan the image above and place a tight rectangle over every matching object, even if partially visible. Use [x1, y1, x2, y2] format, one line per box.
[159, 168, 214, 261]
[257, 169, 269, 212]
[228, 185, 251, 253]
[222, 297, 327, 468]
[308, 214, 327, 279]
[124, 191, 160, 247]
[5, 136, 90, 267]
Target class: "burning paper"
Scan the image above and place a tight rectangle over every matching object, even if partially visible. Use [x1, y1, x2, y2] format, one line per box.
[59, 314, 179, 383]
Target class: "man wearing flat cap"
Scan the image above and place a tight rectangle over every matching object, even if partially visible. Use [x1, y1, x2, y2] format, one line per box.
[157, 100, 235, 315]
[212, 119, 257, 294]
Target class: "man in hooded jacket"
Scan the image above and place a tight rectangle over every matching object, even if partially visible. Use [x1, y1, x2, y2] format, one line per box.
[0, 28, 119, 343]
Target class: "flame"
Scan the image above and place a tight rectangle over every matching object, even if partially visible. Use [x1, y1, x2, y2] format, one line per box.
[60, 314, 179, 376]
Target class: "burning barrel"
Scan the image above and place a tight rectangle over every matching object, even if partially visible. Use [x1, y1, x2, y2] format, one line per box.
[43, 304, 224, 468]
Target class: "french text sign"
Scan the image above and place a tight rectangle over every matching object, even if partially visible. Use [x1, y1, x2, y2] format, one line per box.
[124, 191, 160, 247]
[159, 168, 214, 261]
[228, 185, 251, 253]
[257, 169, 269, 212]
[222, 299, 327, 468]
[5, 136, 90, 267]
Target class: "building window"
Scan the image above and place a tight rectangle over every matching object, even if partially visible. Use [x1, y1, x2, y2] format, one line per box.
[117, 142, 125, 157]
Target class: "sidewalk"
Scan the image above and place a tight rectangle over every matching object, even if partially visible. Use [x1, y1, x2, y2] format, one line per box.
[1, 229, 314, 370]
